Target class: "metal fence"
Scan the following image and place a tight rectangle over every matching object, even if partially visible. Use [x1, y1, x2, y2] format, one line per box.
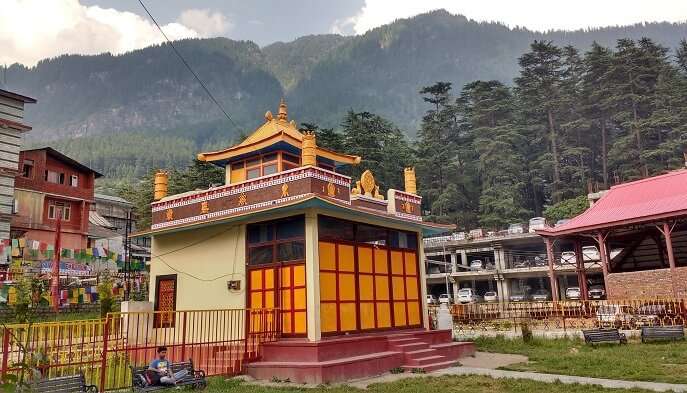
[430, 299, 687, 335]
[1, 308, 279, 391]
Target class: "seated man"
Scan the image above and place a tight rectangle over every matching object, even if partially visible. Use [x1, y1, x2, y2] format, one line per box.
[148, 346, 188, 385]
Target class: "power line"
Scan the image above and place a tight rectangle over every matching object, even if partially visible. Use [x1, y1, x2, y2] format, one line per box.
[137, 0, 240, 130]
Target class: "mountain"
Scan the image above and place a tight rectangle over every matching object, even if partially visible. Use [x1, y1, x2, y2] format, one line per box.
[4, 10, 687, 178]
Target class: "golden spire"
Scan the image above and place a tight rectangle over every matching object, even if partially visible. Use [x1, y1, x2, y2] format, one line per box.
[404, 167, 417, 194]
[302, 131, 317, 166]
[278, 98, 288, 121]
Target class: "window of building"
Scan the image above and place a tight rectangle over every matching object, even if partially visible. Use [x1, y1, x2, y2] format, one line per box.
[230, 151, 306, 183]
[69, 175, 78, 187]
[21, 160, 34, 178]
[45, 170, 65, 184]
[48, 202, 71, 221]
[282, 153, 300, 171]
[247, 215, 305, 265]
[317, 216, 418, 250]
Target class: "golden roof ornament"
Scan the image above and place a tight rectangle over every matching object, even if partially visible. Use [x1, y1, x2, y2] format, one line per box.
[264, 111, 273, 121]
[358, 170, 385, 200]
[278, 98, 288, 121]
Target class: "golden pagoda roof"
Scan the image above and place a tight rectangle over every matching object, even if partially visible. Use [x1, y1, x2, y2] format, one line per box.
[197, 99, 361, 166]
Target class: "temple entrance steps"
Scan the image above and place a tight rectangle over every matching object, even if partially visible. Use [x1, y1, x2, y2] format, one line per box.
[245, 329, 475, 384]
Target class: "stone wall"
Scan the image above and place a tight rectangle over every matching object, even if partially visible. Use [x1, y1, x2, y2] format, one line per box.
[606, 266, 687, 299]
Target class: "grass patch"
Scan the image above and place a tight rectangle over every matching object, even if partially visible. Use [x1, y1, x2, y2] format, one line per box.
[474, 336, 687, 384]
[207, 375, 657, 392]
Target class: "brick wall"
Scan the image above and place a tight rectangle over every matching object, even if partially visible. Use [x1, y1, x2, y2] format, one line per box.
[606, 266, 687, 299]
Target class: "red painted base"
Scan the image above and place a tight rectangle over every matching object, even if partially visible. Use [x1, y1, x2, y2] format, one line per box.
[245, 329, 475, 384]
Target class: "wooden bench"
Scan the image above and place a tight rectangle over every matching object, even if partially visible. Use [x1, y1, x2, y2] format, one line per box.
[583, 329, 627, 345]
[641, 325, 685, 342]
[131, 360, 207, 392]
[30, 374, 98, 393]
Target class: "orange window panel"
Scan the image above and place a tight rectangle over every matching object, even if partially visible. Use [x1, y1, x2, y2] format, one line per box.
[405, 277, 419, 300]
[404, 251, 417, 276]
[281, 268, 291, 287]
[360, 303, 375, 330]
[321, 303, 338, 333]
[320, 272, 337, 301]
[293, 264, 306, 286]
[251, 292, 263, 308]
[376, 303, 391, 328]
[358, 248, 373, 273]
[264, 291, 275, 308]
[281, 289, 292, 310]
[374, 249, 388, 273]
[319, 242, 337, 270]
[230, 167, 245, 183]
[338, 273, 356, 301]
[407, 301, 421, 325]
[294, 288, 307, 309]
[294, 311, 307, 334]
[394, 302, 407, 327]
[339, 303, 357, 331]
[264, 268, 275, 289]
[339, 244, 355, 272]
[358, 275, 374, 301]
[375, 276, 389, 301]
[282, 313, 292, 334]
[390, 251, 404, 275]
[392, 276, 406, 300]
[250, 270, 263, 290]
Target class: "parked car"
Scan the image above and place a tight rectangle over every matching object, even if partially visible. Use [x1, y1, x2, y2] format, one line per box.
[427, 294, 438, 305]
[512, 260, 530, 269]
[533, 256, 547, 267]
[560, 251, 576, 265]
[555, 219, 570, 226]
[588, 286, 606, 300]
[483, 291, 499, 302]
[457, 288, 480, 304]
[469, 260, 484, 270]
[531, 289, 551, 301]
[509, 292, 529, 302]
[469, 228, 484, 238]
[596, 304, 634, 328]
[438, 294, 453, 304]
[508, 223, 525, 234]
[582, 246, 600, 261]
[528, 217, 546, 233]
[565, 287, 581, 300]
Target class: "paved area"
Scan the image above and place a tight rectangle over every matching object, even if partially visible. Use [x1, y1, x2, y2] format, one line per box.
[237, 351, 687, 392]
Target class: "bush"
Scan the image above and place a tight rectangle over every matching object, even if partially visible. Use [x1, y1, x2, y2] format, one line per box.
[97, 274, 115, 318]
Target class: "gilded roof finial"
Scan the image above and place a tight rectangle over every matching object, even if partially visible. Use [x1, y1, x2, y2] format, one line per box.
[278, 98, 288, 121]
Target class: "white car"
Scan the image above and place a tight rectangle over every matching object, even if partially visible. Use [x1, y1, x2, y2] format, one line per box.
[427, 294, 438, 305]
[438, 294, 452, 304]
[483, 291, 498, 302]
[457, 288, 480, 304]
[508, 223, 524, 234]
[469, 260, 484, 270]
[588, 286, 606, 300]
[565, 287, 581, 300]
[582, 246, 600, 261]
[528, 217, 546, 233]
[560, 251, 576, 265]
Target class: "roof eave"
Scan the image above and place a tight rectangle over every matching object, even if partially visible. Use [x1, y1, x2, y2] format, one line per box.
[537, 209, 687, 237]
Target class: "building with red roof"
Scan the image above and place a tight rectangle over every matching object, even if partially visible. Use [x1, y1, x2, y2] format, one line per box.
[537, 169, 687, 300]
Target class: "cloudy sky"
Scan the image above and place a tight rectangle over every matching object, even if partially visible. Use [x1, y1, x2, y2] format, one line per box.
[2, 0, 687, 66]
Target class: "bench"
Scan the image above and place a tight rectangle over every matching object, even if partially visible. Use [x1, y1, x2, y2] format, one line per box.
[583, 329, 627, 345]
[30, 374, 98, 393]
[131, 359, 207, 392]
[641, 325, 685, 342]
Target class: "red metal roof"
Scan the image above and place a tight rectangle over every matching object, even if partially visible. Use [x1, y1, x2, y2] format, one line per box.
[538, 169, 687, 236]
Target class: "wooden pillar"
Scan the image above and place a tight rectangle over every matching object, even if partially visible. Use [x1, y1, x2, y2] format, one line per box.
[662, 222, 678, 298]
[544, 237, 559, 302]
[596, 232, 610, 296]
[573, 240, 588, 301]
[304, 209, 321, 341]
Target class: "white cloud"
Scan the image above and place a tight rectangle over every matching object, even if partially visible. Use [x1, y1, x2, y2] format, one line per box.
[0, 0, 229, 66]
[347, 0, 687, 35]
[179, 9, 231, 38]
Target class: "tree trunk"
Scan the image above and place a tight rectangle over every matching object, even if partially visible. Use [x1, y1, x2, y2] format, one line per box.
[601, 118, 608, 188]
[548, 110, 561, 202]
[632, 101, 648, 177]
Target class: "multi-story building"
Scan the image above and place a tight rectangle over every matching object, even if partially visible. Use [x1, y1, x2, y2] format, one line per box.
[0, 89, 36, 240]
[12, 147, 102, 250]
[91, 193, 150, 265]
[424, 228, 605, 303]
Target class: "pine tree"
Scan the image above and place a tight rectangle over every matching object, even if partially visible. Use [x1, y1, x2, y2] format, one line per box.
[458, 80, 531, 228]
[515, 41, 566, 203]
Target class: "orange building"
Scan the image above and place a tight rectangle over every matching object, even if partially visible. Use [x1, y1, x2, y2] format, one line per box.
[142, 101, 474, 383]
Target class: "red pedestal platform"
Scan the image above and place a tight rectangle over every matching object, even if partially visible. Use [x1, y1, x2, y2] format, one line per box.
[245, 329, 475, 384]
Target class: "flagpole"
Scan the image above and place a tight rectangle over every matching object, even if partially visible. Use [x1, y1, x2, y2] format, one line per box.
[51, 211, 62, 312]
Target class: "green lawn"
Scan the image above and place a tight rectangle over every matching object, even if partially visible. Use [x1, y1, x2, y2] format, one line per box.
[474, 336, 687, 384]
[206, 375, 656, 393]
